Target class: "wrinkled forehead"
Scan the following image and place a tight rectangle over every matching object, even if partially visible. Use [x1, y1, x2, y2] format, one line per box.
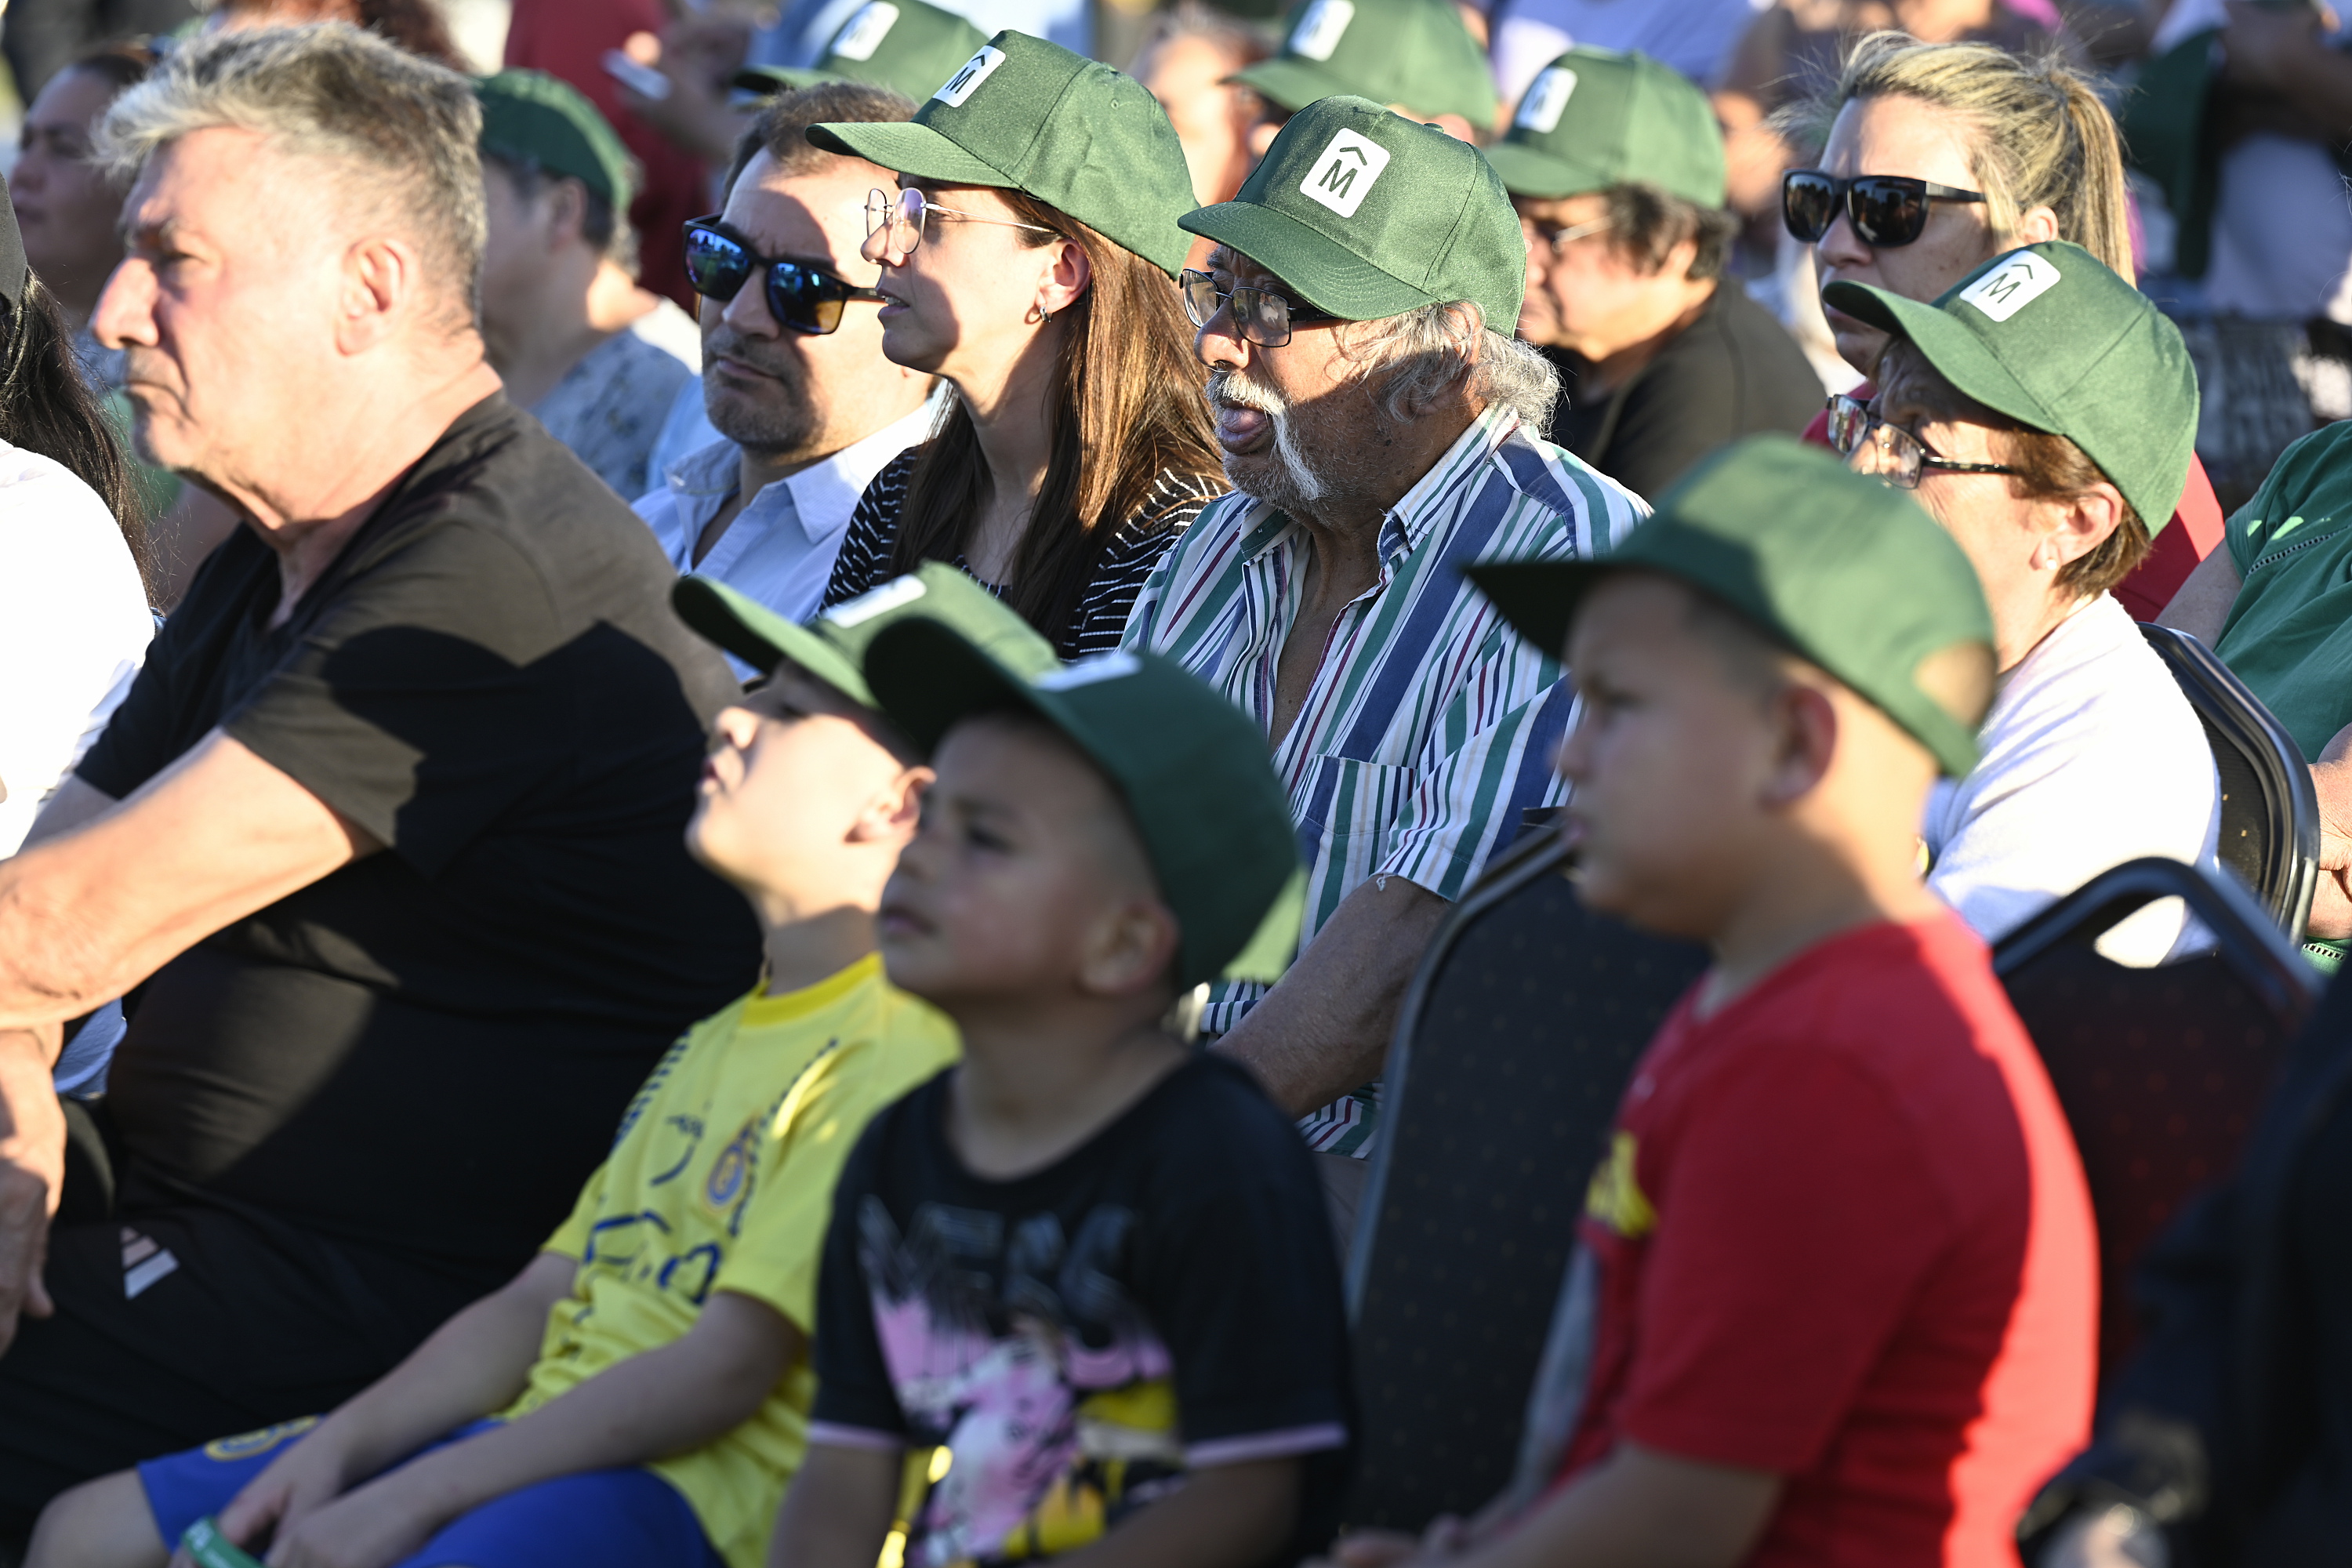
[119, 125, 336, 244]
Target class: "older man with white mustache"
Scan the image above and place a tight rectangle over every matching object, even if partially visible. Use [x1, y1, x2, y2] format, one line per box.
[1124, 96, 1648, 1244]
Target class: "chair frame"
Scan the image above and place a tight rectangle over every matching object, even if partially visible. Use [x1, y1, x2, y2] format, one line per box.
[1345, 821, 1573, 1310]
[2138, 622, 2320, 943]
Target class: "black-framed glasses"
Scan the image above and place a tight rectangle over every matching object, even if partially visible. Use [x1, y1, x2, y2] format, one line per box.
[681, 218, 885, 336]
[1826, 394, 2020, 490]
[1178, 268, 1341, 347]
[1782, 170, 1987, 248]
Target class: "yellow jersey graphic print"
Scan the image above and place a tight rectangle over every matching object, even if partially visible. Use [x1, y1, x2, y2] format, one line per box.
[1584, 1131, 1656, 1240]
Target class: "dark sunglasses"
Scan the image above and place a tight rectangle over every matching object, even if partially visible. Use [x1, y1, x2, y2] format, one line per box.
[1178, 269, 1341, 347]
[1781, 170, 1987, 249]
[681, 218, 885, 336]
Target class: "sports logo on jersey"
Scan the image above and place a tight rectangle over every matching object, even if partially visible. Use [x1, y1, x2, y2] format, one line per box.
[933, 44, 1006, 107]
[1298, 128, 1391, 220]
[1584, 1131, 1656, 1239]
[830, 2, 901, 60]
[1515, 67, 1578, 133]
[1289, 0, 1355, 60]
[703, 1115, 760, 1212]
[1958, 249, 2062, 324]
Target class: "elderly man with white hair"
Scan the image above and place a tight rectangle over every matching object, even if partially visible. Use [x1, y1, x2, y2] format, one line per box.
[0, 24, 759, 1526]
[1124, 97, 1648, 1243]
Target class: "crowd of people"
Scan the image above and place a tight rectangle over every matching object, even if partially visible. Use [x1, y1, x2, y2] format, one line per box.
[0, 1, 2339, 1566]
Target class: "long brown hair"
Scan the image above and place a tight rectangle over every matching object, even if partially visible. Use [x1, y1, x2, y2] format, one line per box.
[884, 192, 1219, 638]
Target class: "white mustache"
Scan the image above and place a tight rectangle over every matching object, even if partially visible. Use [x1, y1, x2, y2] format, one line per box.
[1207, 369, 1288, 417]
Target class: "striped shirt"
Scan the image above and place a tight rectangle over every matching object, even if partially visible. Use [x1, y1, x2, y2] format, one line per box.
[1122, 407, 1648, 1158]
[820, 448, 1225, 659]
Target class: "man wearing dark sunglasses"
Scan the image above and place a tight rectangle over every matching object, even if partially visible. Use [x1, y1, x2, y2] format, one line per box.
[634, 83, 935, 665]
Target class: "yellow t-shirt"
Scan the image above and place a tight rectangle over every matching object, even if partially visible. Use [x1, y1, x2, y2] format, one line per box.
[502, 954, 959, 1568]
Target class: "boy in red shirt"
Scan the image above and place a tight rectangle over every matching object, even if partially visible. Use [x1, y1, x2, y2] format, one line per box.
[1329, 435, 2097, 1568]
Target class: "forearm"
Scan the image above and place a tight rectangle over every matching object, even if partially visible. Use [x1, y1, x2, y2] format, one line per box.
[767, 1443, 903, 1568]
[1053, 1459, 1298, 1568]
[2154, 545, 2241, 646]
[1214, 876, 1449, 1116]
[1446, 1445, 1778, 1568]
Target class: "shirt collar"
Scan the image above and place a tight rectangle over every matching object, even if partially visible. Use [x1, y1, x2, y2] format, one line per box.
[661, 397, 938, 544]
[1235, 405, 1520, 565]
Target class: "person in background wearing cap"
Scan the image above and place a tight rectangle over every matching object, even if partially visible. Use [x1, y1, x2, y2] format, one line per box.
[1232, 0, 1499, 154]
[0, 28, 765, 1525]
[813, 32, 1224, 659]
[475, 70, 700, 503]
[1490, 47, 1819, 502]
[769, 630, 1352, 1568]
[1131, 2, 1276, 208]
[1324, 435, 2095, 1568]
[1130, 97, 1644, 1240]
[1825, 243, 2220, 967]
[637, 83, 936, 644]
[24, 569, 1012, 1568]
[1788, 34, 2224, 622]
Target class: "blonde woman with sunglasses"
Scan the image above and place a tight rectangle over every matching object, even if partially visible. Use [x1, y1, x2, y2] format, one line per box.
[812, 31, 1221, 658]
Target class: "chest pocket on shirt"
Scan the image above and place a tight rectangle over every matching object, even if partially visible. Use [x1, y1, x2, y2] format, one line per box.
[1293, 755, 1414, 902]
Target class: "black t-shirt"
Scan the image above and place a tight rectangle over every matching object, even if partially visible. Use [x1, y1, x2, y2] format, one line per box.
[810, 1054, 1354, 1566]
[1543, 281, 1823, 503]
[78, 394, 760, 1277]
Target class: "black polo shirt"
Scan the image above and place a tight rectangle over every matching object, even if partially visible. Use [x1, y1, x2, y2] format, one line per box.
[77, 394, 760, 1276]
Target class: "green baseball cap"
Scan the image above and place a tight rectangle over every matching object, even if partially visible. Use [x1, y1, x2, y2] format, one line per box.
[1232, 0, 1499, 133]
[1483, 48, 1726, 208]
[732, 0, 988, 107]
[475, 69, 637, 212]
[805, 30, 1197, 277]
[1469, 435, 1995, 778]
[862, 632, 1301, 989]
[670, 563, 1055, 708]
[1181, 95, 1524, 332]
[1824, 241, 2198, 532]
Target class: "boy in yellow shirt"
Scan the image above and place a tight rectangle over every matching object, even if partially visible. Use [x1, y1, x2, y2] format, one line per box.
[27, 567, 1052, 1568]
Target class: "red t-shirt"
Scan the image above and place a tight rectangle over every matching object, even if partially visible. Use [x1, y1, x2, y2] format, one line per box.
[1799, 396, 2222, 622]
[1555, 914, 2096, 1567]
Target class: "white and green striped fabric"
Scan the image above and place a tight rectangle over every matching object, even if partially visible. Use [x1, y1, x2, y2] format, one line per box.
[1123, 407, 1649, 1158]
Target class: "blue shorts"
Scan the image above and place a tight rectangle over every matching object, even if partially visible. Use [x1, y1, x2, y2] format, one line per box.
[138, 1417, 724, 1568]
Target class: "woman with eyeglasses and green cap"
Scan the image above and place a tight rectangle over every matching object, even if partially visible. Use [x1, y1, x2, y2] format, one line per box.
[811, 31, 1221, 659]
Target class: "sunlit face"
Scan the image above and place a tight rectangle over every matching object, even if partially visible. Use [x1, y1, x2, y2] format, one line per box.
[13, 67, 128, 304]
[1515, 192, 1656, 352]
[1138, 33, 1257, 205]
[862, 179, 1065, 387]
[877, 714, 1161, 1008]
[1813, 93, 2001, 379]
[1192, 244, 1371, 513]
[90, 127, 350, 481]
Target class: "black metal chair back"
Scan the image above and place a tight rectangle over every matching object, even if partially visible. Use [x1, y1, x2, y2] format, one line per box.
[1995, 856, 2321, 1383]
[2139, 622, 2320, 943]
[1341, 824, 1708, 1531]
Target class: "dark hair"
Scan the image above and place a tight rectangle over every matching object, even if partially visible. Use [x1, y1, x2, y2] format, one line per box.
[724, 79, 917, 197]
[885, 193, 1221, 638]
[0, 275, 150, 587]
[1600, 182, 1740, 282]
[212, 0, 468, 68]
[482, 150, 633, 270]
[65, 39, 159, 95]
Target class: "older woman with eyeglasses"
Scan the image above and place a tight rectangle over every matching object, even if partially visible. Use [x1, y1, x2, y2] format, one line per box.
[1824, 241, 2220, 968]
[813, 31, 1220, 659]
[1788, 31, 2226, 621]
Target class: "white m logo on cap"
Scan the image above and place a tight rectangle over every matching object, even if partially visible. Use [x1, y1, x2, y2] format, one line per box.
[933, 45, 1005, 107]
[1957, 249, 2062, 323]
[1290, 0, 1355, 60]
[1299, 128, 1391, 219]
[830, 2, 900, 60]
[1515, 67, 1577, 132]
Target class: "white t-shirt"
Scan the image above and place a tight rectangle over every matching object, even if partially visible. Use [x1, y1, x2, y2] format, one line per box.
[0, 441, 151, 856]
[1925, 593, 2220, 967]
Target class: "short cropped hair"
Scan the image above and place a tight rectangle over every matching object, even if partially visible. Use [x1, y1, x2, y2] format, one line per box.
[481, 150, 637, 273]
[99, 24, 486, 324]
[1597, 183, 1740, 283]
[722, 79, 917, 198]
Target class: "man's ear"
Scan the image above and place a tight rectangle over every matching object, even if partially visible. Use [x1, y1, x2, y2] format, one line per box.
[2045, 483, 2125, 572]
[545, 177, 590, 250]
[1759, 678, 1838, 810]
[336, 235, 422, 354]
[851, 764, 931, 845]
[1076, 896, 1182, 999]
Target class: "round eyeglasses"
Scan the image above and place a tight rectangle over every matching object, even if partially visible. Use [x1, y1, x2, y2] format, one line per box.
[863, 187, 1057, 260]
[1178, 269, 1342, 348]
[1826, 394, 2021, 490]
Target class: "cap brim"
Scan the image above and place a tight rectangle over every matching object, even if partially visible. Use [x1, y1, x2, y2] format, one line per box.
[1822, 281, 2063, 436]
[1226, 56, 1348, 114]
[804, 119, 1013, 188]
[862, 615, 1047, 755]
[672, 576, 871, 702]
[1466, 559, 1611, 665]
[734, 64, 837, 93]
[1480, 141, 1609, 201]
[1179, 198, 1437, 322]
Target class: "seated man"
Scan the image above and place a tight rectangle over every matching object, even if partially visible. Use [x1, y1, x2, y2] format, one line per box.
[2163, 414, 2352, 976]
[1487, 48, 1821, 502]
[476, 69, 699, 503]
[0, 24, 763, 1527]
[1824, 244, 2220, 964]
[634, 82, 935, 656]
[1231, 0, 1499, 152]
[1328, 436, 2096, 1567]
[21, 566, 1035, 1568]
[1127, 97, 1647, 1238]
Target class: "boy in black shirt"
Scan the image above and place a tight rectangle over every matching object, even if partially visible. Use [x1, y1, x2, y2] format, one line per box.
[768, 633, 1351, 1568]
